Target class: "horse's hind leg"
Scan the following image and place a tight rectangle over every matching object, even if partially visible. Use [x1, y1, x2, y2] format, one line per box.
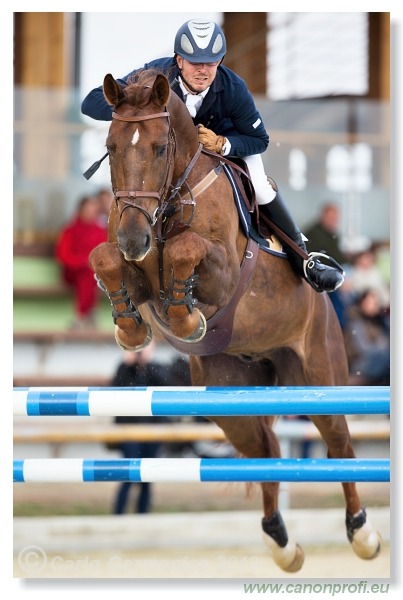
[310, 415, 382, 559]
[212, 415, 304, 572]
[89, 242, 152, 351]
[191, 354, 304, 572]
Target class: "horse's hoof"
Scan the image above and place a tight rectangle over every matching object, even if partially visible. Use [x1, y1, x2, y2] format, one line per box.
[282, 544, 305, 572]
[181, 312, 207, 343]
[114, 321, 153, 352]
[347, 509, 382, 560]
[263, 533, 305, 572]
[351, 523, 382, 559]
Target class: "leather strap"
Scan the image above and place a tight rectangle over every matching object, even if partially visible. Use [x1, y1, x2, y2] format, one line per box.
[180, 168, 220, 203]
[259, 213, 309, 260]
[150, 237, 259, 355]
[112, 111, 169, 122]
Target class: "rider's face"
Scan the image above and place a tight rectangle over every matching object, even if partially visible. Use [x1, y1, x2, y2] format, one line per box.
[176, 56, 219, 93]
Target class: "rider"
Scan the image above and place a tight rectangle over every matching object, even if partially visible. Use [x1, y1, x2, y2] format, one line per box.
[81, 18, 344, 293]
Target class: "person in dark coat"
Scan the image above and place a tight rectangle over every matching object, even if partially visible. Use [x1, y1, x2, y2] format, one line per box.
[343, 288, 390, 386]
[111, 342, 172, 514]
[81, 18, 344, 294]
[304, 202, 349, 326]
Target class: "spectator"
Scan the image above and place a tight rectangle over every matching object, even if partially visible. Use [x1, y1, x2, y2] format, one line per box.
[168, 356, 192, 385]
[343, 288, 390, 386]
[111, 342, 171, 514]
[305, 203, 349, 327]
[55, 195, 107, 329]
[305, 202, 348, 267]
[372, 241, 390, 288]
[347, 247, 390, 310]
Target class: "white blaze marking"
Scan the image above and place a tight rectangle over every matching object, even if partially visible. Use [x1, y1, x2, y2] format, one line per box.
[131, 129, 140, 146]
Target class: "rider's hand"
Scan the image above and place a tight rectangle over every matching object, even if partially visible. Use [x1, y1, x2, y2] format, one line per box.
[198, 125, 226, 155]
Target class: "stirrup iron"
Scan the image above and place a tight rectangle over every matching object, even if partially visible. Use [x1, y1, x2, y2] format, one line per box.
[303, 251, 345, 293]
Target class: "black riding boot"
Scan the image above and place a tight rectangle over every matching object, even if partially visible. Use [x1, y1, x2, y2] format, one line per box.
[259, 184, 344, 293]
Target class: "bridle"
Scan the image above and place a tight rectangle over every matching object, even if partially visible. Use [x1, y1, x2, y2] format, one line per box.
[111, 110, 175, 227]
[111, 109, 202, 239]
[110, 106, 203, 299]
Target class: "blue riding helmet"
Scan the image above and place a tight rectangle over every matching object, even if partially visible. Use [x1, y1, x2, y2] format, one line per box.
[174, 19, 227, 64]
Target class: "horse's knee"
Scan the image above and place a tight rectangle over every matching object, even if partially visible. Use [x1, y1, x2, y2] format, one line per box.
[262, 511, 304, 572]
[346, 508, 382, 559]
[168, 232, 207, 273]
[89, 242, 122, 277]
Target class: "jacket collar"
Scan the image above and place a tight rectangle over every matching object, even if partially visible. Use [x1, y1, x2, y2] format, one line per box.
[169, 64, 224, 121]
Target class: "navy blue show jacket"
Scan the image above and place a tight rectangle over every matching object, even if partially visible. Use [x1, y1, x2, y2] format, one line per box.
[81, 57, 269, 158]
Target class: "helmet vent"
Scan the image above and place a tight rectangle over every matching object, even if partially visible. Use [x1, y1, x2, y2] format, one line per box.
[212, 34, 224, 55]
[188, 20, 215, 49]
[180, 34, 194, 55]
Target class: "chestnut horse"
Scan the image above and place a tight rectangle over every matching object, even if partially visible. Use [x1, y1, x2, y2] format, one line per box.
[89, 70, 381, 571]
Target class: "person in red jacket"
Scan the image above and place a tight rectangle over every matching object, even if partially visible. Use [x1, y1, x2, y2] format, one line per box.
[55, 195, 108, 329]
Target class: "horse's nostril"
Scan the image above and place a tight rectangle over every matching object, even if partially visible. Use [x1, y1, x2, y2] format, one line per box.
[116, 228, 151, 261]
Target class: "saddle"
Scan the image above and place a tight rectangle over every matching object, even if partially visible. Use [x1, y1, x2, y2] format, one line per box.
[202, 150, 286, 257]
[201, 149, 258, 224]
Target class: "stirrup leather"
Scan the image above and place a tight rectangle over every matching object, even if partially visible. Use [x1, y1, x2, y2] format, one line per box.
[303, 252, 345, 293]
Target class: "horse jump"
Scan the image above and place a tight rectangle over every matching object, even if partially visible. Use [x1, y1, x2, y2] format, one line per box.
[14, 385, 389, 571]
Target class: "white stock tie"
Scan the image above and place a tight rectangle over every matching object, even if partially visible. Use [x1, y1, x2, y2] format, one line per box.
[185, 93, 202, 118]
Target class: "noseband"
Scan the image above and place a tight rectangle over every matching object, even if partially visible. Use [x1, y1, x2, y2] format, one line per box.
[111, 110, 176, 226]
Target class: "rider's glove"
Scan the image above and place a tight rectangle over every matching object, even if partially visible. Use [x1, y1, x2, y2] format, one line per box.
[198, 125, 226, 155]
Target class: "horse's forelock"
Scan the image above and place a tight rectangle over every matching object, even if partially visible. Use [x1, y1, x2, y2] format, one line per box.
[119, 69, 166, 110]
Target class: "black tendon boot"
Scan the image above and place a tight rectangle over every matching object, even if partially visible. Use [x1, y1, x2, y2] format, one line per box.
[259, 180, 344, 293]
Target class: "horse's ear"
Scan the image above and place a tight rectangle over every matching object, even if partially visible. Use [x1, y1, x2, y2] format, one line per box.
[151, 74, 170, 107]
[103, 74, 125, 106]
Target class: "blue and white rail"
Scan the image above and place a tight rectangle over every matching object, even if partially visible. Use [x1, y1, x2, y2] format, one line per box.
[13, 458, 390, 483]
[13, 386, 390, 417]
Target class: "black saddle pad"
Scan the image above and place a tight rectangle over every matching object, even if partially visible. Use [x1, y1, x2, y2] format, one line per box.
[222, 163, 286, 257]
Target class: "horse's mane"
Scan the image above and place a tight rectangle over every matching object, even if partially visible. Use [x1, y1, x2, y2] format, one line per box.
[118, 68, 167, 109]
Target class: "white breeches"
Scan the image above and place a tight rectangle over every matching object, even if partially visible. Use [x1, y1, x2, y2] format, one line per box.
[243, 154, 277, 205]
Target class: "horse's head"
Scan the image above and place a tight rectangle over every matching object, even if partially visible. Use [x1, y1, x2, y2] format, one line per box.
[103, 70, 197, 262]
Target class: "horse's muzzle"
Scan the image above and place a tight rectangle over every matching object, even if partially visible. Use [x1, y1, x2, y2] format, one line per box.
[117, 229, 151, 262]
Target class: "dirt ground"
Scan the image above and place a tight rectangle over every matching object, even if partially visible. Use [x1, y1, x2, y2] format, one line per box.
[14, 479, 391, 580]
[13, 479, 390, 516]
[14, 544, 391, 579]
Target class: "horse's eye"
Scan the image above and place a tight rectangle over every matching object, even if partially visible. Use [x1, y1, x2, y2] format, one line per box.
[156, 145, 167, 158]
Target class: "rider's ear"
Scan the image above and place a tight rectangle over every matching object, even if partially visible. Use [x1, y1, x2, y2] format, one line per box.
[152, 74, 171, 107]
[103, 74, 125, 106]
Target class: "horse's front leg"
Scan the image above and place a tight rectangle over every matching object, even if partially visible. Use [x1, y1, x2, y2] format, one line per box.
[89, 242, 152, 351]
[165, 230, 237, 342]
